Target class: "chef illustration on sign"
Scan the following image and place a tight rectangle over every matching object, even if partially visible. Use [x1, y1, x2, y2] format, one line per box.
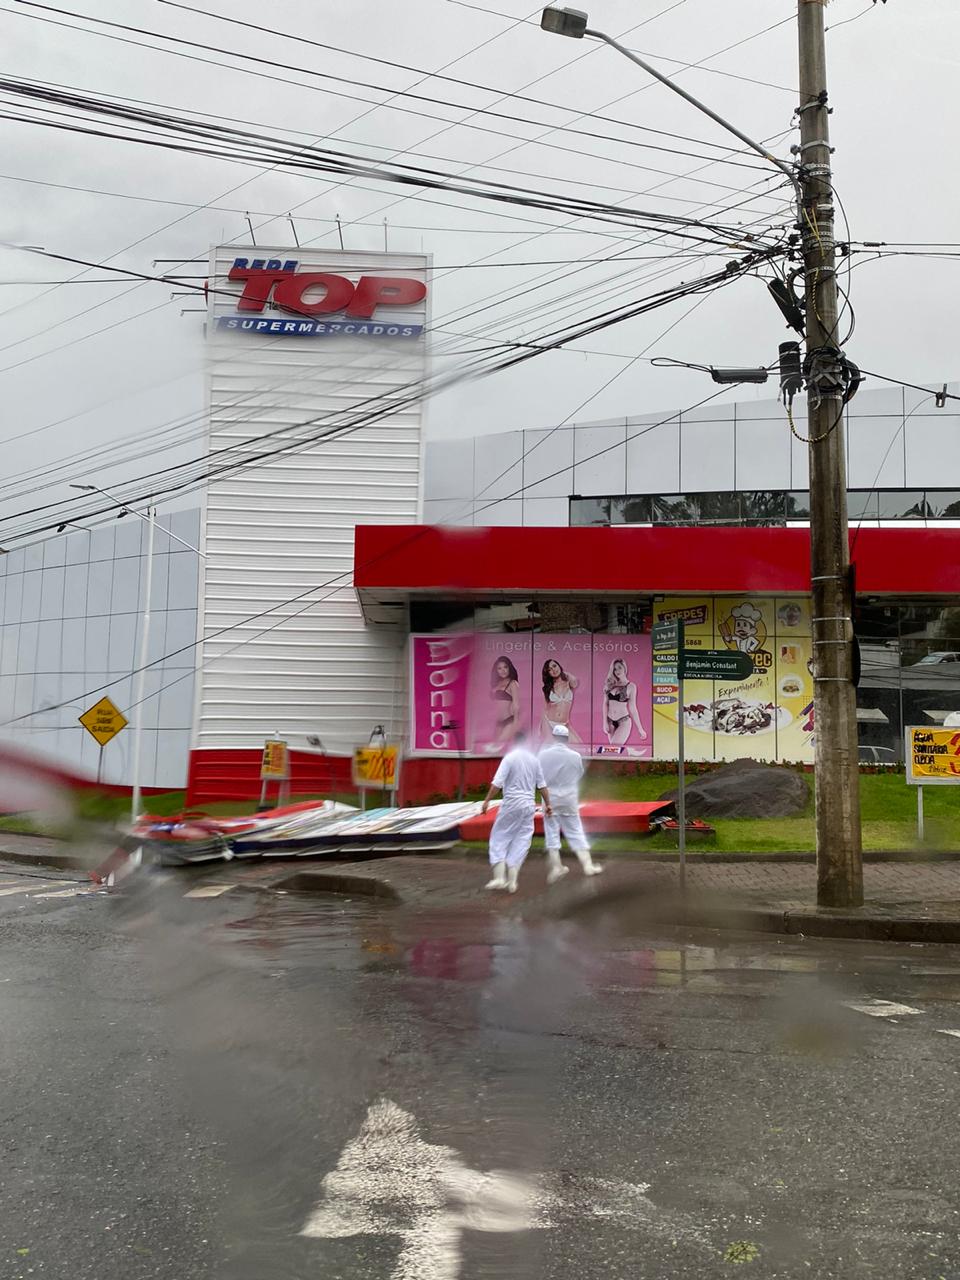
[719, 602, 766, 655]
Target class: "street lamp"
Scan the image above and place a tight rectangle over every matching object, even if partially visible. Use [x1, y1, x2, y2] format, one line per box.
[70, 482, 204, 822]
[539, 8, 797, 187]
[69, 484, 205, 558]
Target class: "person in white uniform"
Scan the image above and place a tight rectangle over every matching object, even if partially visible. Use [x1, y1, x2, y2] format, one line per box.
[481, 735, 552, 893]
[538, 723, 602, 883]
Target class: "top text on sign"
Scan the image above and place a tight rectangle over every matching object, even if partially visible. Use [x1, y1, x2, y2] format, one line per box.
[226, 259, 427, 318]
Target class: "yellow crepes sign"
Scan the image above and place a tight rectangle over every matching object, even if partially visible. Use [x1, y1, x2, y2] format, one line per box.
[906, 726, 960, 785]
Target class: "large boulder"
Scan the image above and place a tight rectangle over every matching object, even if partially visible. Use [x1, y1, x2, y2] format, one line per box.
[658, 759, 809, 818]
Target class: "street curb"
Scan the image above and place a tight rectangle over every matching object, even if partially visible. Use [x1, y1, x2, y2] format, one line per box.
[0, 847, 89, 871]
[453, 846, 960, 864]
[679, 904, 960, 945]
[545, 878, 960, 944]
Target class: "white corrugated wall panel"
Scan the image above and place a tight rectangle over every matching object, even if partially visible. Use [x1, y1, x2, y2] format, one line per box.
[193, 245, 429, 755]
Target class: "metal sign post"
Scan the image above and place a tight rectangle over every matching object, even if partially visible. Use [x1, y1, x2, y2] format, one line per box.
[677, 619, 686, 896]
[652, 619, 685, 892]
[917, 785, 924, 842]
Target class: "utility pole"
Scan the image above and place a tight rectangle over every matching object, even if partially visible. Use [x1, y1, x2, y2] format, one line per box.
[797, 0, 863, 907]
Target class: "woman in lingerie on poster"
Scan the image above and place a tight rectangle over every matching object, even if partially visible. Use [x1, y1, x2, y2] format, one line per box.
[490, 656, 521, 746]
[603, 657, 647, 750]
[540, 658, 582, 742]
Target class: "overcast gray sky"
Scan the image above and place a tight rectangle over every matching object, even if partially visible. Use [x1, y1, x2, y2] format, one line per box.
[1, 0, 957, 538]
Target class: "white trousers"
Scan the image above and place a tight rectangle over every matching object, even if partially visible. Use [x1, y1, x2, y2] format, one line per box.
[488, 800, 535, 867]
[543, 801, 589, 852]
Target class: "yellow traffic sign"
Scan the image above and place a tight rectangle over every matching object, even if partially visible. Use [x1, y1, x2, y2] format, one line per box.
[78, 696, 128, 747]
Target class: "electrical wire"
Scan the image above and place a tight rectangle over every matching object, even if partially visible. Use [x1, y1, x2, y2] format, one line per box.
[3, 4, 775, 180]
[0, 89, 765, 242]
[0, 377, 754, 731]
[856, 370, 960, 405]
[850, 395, 935, 554]
[826, 3, 879, 34]
[0, 189, 793, 523]
[0, 177, 784, 502]
[149, 0, 785, 165]
[0, 82, 781, 214]
[1, 250, 775, 542]
[442, 0, 799, 94]
[0, 207, 783, 473]
[0, 7, 798, 376]
[0, 0, 547, 344]
[461, 284, 719, 522]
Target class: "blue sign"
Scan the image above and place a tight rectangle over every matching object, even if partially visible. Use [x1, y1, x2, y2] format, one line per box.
[217, 316, 424, 339]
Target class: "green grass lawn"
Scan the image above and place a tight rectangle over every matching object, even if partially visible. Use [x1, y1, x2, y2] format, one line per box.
[459, 770, 958, 856]
[1, 772, 957, 855]
[578, 768, 960, 854]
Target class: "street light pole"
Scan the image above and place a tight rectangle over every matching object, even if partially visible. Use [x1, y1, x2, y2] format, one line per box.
[130, 499, 156, 821]
[71, 483, 189, 821]
[540, 5, 864, 906]
[797, 0, 862, 906]
[68, 483, 205, 558]
[539, 8, 798, 188]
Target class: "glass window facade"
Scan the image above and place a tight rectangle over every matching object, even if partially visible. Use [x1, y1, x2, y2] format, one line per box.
[571, 490, 960, 528]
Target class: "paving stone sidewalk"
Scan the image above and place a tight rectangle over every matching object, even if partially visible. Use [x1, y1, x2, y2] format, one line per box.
[264, 855, 960, 942]
[6, 831, 960, 940]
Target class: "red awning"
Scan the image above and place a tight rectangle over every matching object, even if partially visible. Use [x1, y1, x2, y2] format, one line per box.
[354, 524, 960, 615]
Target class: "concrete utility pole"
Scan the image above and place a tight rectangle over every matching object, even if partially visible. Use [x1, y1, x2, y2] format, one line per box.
[797, 0, 863, 907]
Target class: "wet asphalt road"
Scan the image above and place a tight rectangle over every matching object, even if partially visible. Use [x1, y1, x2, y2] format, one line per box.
[2, 860, 960, 1279]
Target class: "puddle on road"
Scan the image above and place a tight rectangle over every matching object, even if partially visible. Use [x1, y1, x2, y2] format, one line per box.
[160, 886, 960, 1018]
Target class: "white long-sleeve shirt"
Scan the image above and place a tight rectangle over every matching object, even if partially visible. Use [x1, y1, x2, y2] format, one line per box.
[537, 743, 584, 806]
[492, 747, 546, 806]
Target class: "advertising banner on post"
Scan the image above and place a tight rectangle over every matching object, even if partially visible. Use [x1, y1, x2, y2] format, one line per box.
[352, 745, 402, 791]
[260, 739, 290, 780]
[651, 596, 814, 763]
[905, 726, 960, 783]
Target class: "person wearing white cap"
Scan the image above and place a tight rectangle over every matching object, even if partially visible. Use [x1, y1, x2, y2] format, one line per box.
[481, 733, 553, 893]
[538, 723, 602, 883]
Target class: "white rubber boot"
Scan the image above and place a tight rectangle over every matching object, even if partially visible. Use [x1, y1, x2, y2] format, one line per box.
[545, 848, 569, 885]
[485, 862, 508, 890]
[506, 864, 521, 894]
[575, 848, 603, 876]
